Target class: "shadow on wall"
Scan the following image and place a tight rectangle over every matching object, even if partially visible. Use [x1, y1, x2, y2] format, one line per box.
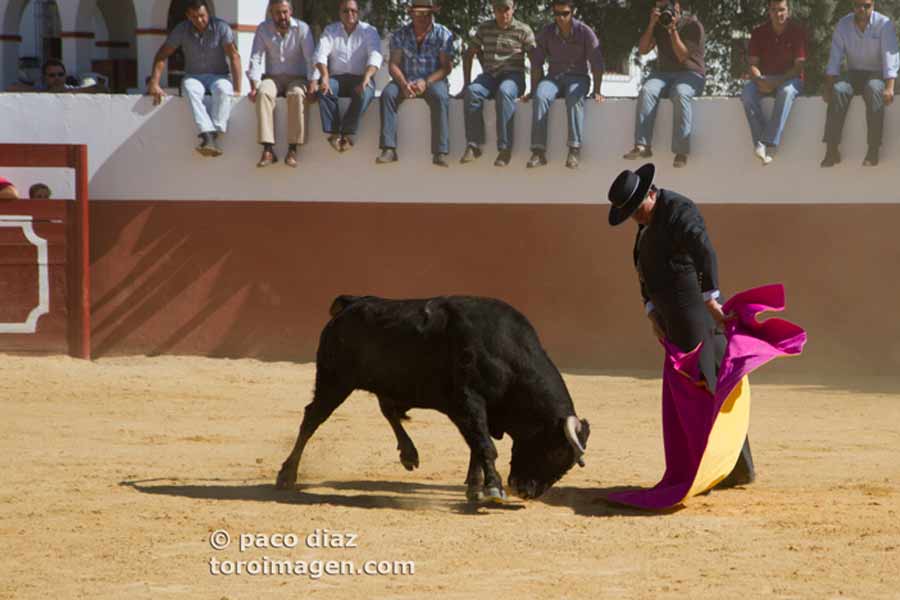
[88, 195, 634, 363]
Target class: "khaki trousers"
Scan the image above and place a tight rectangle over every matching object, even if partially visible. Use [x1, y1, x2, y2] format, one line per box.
[257, 75, 307, 145]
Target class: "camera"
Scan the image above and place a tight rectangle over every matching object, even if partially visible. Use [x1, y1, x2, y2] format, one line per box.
[657, 1, 677, 27]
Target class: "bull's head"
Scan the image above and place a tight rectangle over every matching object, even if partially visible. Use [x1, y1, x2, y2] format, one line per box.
[507, 416, 590, 500]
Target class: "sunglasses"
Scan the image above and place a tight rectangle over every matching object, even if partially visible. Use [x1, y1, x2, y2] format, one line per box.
[553, 10, 572, 16]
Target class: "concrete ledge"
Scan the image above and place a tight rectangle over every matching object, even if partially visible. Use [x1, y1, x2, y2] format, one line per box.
[1, 93, 897, 203]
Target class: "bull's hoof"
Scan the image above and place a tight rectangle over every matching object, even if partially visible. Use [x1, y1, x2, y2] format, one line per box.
[399, 448, 419, 471]
[275, 467, 297, 490]
[482, 486, 508, 503]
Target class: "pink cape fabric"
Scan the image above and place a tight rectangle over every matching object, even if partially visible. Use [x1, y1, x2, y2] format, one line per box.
[607, 284, 807, 510]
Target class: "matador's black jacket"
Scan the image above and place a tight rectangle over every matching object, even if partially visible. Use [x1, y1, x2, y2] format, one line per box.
[632, 188, 724, 390]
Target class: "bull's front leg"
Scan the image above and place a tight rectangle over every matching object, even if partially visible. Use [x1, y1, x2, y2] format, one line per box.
[276, 379, 353, 490]
[449, 391, 506, 503]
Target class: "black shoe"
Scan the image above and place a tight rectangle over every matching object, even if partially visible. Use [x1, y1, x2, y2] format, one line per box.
[820, 146, 841, 167]
[433, 153, 449, 167]
[714, 438, 756, 489]
[196, 132, 217, 157]
[565, 147, 580, 169]
[376, 148, 398, 164]
[715, 468, 756, 489]
[494, 149, 512, 167]
[460, 145, 482, 164]
[623, 144, 652, 160]
[526, 150, 547, 168]
[863, 146, 879, 167]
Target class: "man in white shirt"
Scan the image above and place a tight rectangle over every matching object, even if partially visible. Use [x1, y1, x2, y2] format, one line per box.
[247, 0, 319, 168]
[821, 0, 899, 167]
[315, 0, 383, 152]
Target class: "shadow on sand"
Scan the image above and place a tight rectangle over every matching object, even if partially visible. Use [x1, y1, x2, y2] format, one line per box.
[119, 477, 675, 516]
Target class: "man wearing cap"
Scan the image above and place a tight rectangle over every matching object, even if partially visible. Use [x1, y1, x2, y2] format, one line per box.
[376, 0, 455, 167]
[459, 0, 536, 167]
[147, 0, 242, 157]
[607, 164, 756, 488]
[247, 0, 319, 168]
[527, 0, 604, 169]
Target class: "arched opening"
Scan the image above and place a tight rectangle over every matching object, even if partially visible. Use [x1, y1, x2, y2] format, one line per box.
[165, 0, 217, 88]
[15, 0, 61, 85]
[89, 0, 137, 91]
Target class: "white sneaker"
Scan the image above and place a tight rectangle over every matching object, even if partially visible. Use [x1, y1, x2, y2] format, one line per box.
[754, 142, 772, 165]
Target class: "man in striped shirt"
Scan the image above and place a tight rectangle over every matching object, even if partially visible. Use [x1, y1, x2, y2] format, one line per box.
[460, 0, 536, 167]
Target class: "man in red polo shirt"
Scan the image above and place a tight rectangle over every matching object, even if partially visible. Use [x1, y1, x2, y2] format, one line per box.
[740, 0, 807, 165]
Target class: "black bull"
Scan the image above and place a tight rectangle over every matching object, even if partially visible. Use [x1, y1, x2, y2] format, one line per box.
[276, 295, 590, 502]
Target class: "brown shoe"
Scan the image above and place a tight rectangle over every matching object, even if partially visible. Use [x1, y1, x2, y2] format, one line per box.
[257, 147, 277, 167]
[673, 153, 688, 168]
[327, 135, 342, 153]
[340, 135, 354, 152]
[623, 144, 652, 160]
[285, 149, 298, 168]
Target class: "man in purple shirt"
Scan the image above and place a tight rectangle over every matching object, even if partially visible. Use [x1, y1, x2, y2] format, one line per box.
[527, 0, 604, 169]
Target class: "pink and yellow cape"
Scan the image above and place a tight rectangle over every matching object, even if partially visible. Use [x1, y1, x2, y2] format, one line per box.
[608, 284, 807, 510]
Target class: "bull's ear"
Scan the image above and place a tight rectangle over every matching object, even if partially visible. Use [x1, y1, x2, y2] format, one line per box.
[578, 418, 590, 448]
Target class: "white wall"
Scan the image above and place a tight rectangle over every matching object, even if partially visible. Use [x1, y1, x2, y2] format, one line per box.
[1, 93, 899, 204]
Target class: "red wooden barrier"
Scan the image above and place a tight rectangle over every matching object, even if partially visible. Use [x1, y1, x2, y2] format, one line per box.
[0, 144, 91, 359]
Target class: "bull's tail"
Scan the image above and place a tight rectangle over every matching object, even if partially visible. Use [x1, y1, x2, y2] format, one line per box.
[329, 295, 365, 317]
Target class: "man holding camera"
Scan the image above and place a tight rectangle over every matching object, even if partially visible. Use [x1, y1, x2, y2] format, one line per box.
[623, 0, 705, 168]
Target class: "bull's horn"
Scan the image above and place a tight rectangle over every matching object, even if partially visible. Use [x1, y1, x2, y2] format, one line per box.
[564, 415, 586, 467]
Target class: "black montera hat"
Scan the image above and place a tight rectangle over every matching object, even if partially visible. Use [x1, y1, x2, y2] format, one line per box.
[607, 163, 655, 226]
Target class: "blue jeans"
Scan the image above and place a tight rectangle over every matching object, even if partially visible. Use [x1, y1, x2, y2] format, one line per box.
[634, 71, 705, 155]
[181, 74, 234, 134]
[824, 71, 886, 148]
[379, 79, 450, 155]
[318, 74, 375, 136]
[530, 74, 591, 151]
[464, 71, 525, 150]
[741, 78, 803, 148]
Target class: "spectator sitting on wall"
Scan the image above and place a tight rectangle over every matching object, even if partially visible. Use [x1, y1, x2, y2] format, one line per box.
[0, 177, 19, 201]
[376, 0, 455, 167]
[315, 0, 383, 154]
[526, 0, 605, 170]
[459, 0, 536, 168]
[6, 59, 107, 93]
[147, 0, 243, 158]
[623, 0, 706, 169]
[740, 0, 807, 166]
[247, 0, 319, 168]
[29, 183, 52, 199]
[821, 0, 898, 167]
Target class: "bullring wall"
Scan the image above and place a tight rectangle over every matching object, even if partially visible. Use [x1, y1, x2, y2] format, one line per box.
[1, 94, 898, 374]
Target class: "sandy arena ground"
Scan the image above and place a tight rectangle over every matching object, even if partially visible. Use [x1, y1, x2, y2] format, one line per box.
[1, 354, 898, 599]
